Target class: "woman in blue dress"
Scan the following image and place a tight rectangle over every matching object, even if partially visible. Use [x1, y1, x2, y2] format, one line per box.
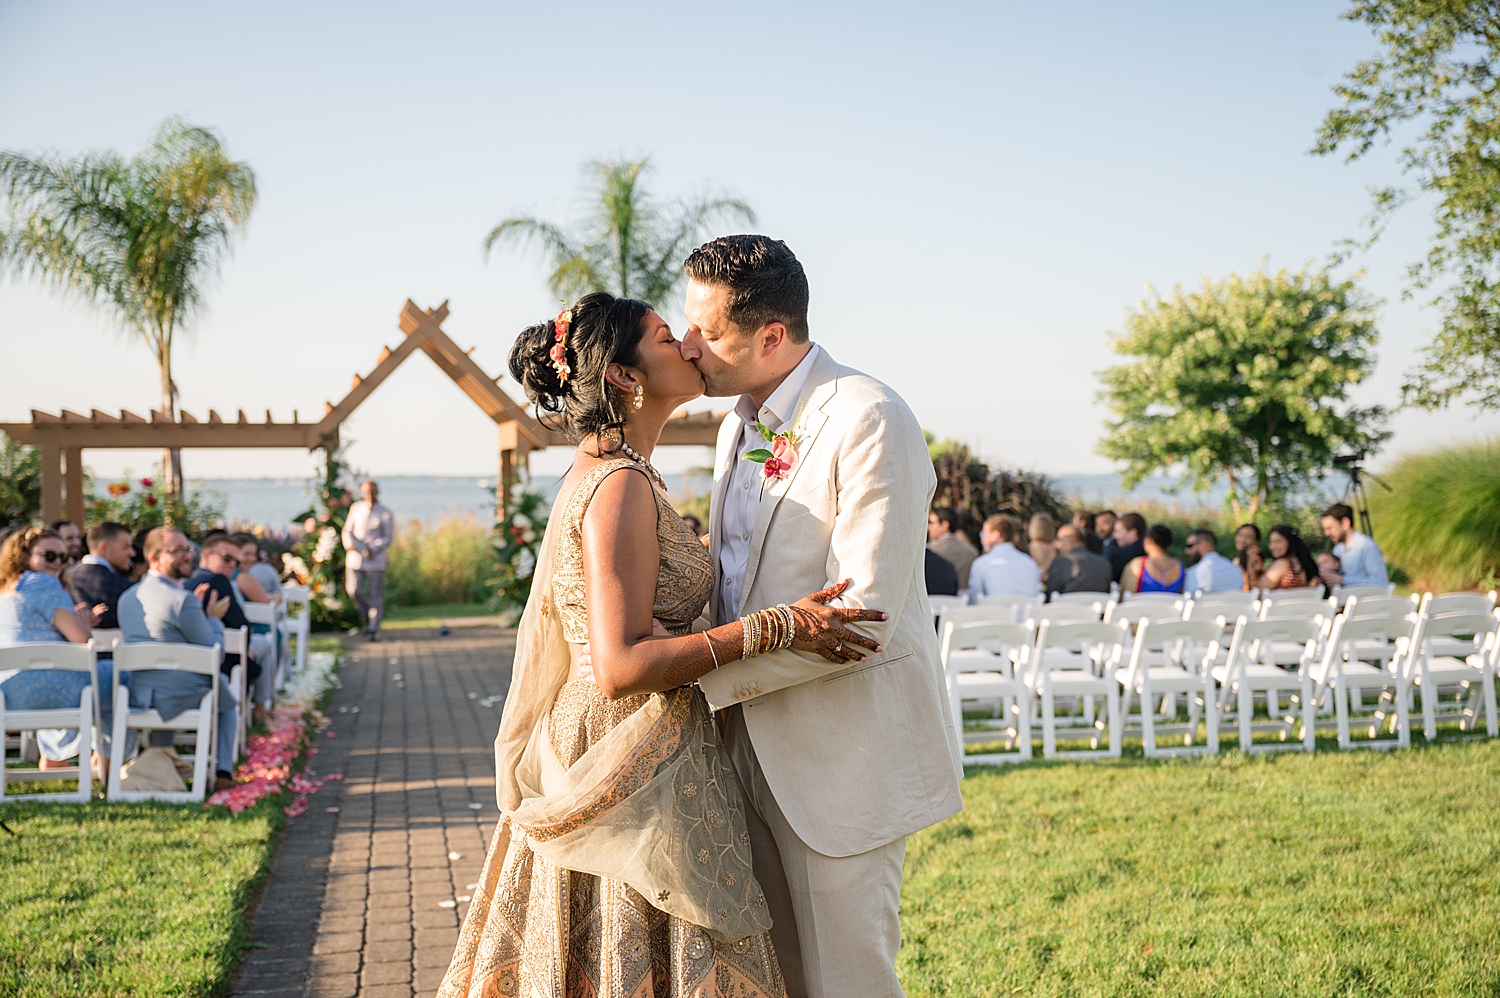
[0, 526, 113, 770]
[1120, 524, 1186, 594]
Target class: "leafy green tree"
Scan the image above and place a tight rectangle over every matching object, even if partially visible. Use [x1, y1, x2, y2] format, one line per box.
[1314, 1, 1500, 410]
[485, 157, 755, 307]
[1097, 266, 1391, 522]
[0, 432, 41, 528]
[0, 117, 257, 497]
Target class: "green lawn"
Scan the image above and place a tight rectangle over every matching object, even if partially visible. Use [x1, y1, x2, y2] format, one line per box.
[381, 602, 499, 629]
[0, 799, 283, 997]
[899, 738, 1500, 997]
[0, 636, 343, 997]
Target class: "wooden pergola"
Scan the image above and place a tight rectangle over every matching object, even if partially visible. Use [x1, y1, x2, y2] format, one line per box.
[2, 299, 724, 524]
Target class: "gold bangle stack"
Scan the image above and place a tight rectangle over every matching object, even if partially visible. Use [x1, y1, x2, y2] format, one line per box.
[738, 605, 798, 660]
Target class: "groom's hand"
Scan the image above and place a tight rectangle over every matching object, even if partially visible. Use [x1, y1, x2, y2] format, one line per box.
[791, 579, 889, 664]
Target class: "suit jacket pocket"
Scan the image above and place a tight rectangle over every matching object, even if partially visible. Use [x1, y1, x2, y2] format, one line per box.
[822, 651, 914, 684]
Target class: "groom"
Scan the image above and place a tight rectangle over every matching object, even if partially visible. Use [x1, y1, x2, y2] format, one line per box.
[681, 235, 964, 998]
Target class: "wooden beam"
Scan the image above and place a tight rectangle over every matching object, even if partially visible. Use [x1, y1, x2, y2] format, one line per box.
[311, 299, 438, 437]
[658, 409, 726, 447]
[417, 324, 550, 448]
[63, 448, 84, 526]
[40, 443, 61, 524]
[0, 421, 320, 449]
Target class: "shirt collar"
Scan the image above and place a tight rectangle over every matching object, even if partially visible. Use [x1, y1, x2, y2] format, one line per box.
[735, 344, 821, 432]
[148, 569, 183, 589]
[80, 554, 114, 571]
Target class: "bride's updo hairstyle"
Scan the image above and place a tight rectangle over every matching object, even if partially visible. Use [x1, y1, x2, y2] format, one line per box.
[509, 291, 653, 452]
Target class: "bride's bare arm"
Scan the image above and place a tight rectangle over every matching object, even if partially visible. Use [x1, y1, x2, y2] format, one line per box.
[581, 469, 887, 700]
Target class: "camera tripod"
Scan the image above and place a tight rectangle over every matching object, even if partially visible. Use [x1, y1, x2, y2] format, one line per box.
[1340, 460, 1388, 537]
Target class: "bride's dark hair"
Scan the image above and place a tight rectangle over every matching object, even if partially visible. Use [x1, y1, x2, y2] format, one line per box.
[509, 292, 653, 452]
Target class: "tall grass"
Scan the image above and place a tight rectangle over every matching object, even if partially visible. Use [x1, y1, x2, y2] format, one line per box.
[1369, 438, 1500, 591]
[384, 514, 501, 606]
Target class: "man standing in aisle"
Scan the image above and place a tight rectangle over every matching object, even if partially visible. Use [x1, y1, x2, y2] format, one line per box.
[343, 480, 395, 641]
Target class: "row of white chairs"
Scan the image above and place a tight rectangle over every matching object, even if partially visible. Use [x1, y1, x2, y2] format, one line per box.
[939, 589, 1499, 763]
[0, 582, 316, 803]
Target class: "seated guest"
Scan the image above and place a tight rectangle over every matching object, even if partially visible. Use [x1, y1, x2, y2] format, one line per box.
[236, 533, 285, 601]
[1233, 523, 1264, 589]
[1072, 510, 1103, 554]
[1095, 510, 1118, 563]
[0, 527, 113, 771]
[1028, 513, 1059, 574]
[1044, 524, 1112, 595]
[50, 519, 84, 566]
[190, 533, 273, 715]
[1121, 524, 1185, 594]
[968, 514, 1042, 600]
[1260, 525, 1322, 590]
[928, 506, 979, 590]
[1316, 551, 1342, 580]
[1318, 502, 1389, 589]
[925, 548, 960, 597]
[227, 532, 274, 604]
[1108, 512, 1147, 583]
[1184, 529, 1244, 594]
[118, 527, 238, 791]
[71, 521, 137, 629]
[128, 527, 153, 582]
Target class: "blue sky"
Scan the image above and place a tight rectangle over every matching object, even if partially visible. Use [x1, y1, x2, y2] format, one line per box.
[2, 1, 1496, 483]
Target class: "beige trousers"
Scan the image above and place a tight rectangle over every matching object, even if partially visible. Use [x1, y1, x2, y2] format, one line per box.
[722, 705, 906, 998]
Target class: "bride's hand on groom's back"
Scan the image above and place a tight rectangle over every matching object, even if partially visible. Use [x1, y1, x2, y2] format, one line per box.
[790, 579, 889, 665]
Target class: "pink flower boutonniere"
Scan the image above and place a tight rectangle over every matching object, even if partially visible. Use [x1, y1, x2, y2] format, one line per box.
[743, 421, 800, 481]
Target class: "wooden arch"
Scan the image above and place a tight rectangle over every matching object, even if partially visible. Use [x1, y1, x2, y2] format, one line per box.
[2, 299, 724, 524]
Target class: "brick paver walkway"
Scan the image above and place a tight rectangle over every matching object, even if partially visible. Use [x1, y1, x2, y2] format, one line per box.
[235, 626, 514, 998]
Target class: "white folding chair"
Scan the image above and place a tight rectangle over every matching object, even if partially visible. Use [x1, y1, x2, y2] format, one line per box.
[1405, 611, 1500, 740]
[1259, 596, 1337, 621]
[1027, 604, 1102, 625]
[280, 583, 312, 675]
[1116, 591, 1185, 607]
[1047, 592, 1108, 614]
[1331, 583, 1396, 606]
[1421, 591, 1497, 616]
[1309, 613, 1416, 750]
[1344, 595, 1419, 620]
[89, 627, 123, 648]
[1211, 617, 1319, 754]
[1257, 588, 1328, 606]
[973, 595, 1035, 622]
[1419, 593, 1499, 657]
[221, 626, 250, 758]
[1183, 594, 1258, 620]
[242, 602, 280, 693]
[941, 620, 1033, 765]
[1030, 619, 1129, 759]
[0, 641, 99, 803]
[1114, 619, 1223, 757]
[108, 641, 222, 802]
[928, 595, 968, 629]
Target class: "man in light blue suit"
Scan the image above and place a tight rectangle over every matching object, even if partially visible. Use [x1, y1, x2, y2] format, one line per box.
[118, 526, 239, 790]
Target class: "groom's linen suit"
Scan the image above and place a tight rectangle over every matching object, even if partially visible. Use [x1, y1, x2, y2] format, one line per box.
[701, 346, 964, 998]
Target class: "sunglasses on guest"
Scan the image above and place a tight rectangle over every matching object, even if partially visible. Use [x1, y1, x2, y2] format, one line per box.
[35, 550, 68, 564]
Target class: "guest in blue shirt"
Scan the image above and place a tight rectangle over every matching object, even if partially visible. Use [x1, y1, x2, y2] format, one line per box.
[1319, 503, 1389, 590]
[0, 526, 118, 769]
[1184, 529, 1247, 593]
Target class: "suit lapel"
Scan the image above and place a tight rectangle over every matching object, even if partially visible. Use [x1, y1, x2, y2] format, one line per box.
[736, 350, 841, 615]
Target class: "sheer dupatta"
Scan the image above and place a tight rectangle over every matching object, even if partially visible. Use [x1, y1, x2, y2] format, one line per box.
[492, 477, 771, 944]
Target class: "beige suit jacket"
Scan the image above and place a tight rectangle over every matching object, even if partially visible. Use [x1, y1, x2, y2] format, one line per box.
[700, 348, 964, 858]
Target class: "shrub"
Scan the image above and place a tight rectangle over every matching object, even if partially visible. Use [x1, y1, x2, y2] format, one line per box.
[1368, 438, 1500, 591]
[385, 515, 501, 606]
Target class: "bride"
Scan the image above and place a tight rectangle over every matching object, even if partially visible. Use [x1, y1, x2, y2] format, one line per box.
[438, 292, 886, 998]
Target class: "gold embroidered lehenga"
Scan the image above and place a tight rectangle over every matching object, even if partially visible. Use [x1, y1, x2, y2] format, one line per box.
[438, 459, 784, 998]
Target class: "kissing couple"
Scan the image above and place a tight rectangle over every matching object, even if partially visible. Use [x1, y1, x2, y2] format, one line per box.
[438, 235, 964, 998]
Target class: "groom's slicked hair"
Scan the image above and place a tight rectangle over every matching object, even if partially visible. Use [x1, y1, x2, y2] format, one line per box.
[684, 234, 810, 343]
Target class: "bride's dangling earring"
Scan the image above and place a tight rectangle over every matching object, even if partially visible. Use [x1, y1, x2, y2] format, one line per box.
[632, 385, 644, 410]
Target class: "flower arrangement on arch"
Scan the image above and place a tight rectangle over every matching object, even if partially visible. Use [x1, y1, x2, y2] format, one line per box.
[488, 481, 550, 621]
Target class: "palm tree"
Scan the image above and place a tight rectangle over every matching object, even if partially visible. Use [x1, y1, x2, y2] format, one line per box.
[0, 117, 257, 497]
[485, 157, 755, 307]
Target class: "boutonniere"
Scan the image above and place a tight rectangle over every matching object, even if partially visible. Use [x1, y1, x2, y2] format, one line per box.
[743, 421, 800, 481]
